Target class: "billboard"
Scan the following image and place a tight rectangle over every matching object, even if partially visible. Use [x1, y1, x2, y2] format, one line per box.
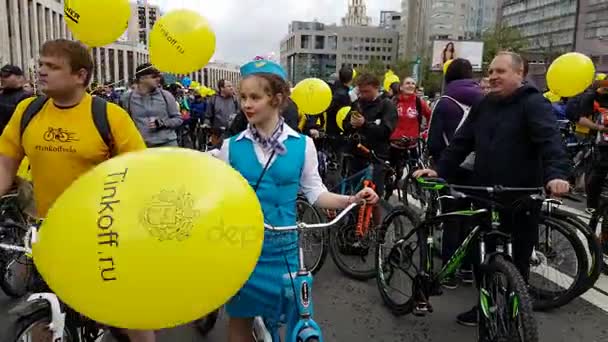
[431, 40, 484, 72]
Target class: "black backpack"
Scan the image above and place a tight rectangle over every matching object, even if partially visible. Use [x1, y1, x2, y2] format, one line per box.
[20, 95, 114, 154]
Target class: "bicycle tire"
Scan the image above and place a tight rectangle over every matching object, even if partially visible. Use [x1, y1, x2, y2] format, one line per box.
[329, 199, 401, 280]
[541, 208, 602, 299]
[478, 255, 538, 342]
[297, 198, 328, 275]
[529, 216, 587, 311]
[3, 308, 76, 342]
[375, 204, 421, 315]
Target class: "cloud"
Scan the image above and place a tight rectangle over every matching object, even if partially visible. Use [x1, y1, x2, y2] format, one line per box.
[149, 0, 400, 65]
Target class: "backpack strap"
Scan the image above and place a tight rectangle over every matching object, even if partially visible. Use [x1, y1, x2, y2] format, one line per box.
[20, 96, 50, 138]
[91, 96, 114, 155]
[415, 96, 423, 132]
[441, 95, 471, 131]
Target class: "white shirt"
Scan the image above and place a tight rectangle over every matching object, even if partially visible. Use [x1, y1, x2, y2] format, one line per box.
[213, 123, 328, 205]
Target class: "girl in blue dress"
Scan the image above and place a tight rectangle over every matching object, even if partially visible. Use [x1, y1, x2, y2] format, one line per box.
[214, 60, 378, 342]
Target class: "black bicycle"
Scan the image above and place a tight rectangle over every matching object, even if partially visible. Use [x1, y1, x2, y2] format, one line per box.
[376, 178, 539, 342]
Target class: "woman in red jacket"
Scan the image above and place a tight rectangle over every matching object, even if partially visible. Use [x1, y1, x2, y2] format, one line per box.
[386, 77, 431, 199]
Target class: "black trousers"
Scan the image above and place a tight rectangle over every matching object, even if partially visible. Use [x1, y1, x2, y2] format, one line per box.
[586, 147, 608, 210]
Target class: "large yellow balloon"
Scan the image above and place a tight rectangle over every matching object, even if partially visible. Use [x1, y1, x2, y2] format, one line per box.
[291, 78, 332, 115]
[34, 148, 264, 329]
[150, 10, 216, 74]
[384, 74, 400, 92]
[336, 106, 351, 131]
[64, 0, 130, 47]
[443, 59, 454, 74]
[547, 52, 595, 97]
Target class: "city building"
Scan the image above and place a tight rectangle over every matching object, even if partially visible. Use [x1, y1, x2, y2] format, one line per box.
[499, 0, 577, 62]
[379, 11, 401, 30]
[176, 62, 241, 91]
[427, 0, 467, 41]
[399, 0, 431, 60]
[464, 0, 500, 39]
[342, 0, 372, 27]
[280, 20, 399, 84]
[574, 0, 608, 72]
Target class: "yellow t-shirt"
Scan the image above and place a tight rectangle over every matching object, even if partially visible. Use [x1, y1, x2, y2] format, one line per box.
[0, 94, 146, 217]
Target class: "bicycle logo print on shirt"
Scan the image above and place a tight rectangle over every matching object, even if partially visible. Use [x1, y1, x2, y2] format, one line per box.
[43, 127, 79, 143]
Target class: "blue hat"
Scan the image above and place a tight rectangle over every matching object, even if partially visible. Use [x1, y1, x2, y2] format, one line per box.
[240, 59, 287, 81]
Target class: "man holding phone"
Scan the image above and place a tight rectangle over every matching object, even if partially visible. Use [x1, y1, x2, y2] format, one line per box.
[342, 72, 398, 199]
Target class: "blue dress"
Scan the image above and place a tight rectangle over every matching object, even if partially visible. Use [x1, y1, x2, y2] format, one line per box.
[225, 133, 306, 330]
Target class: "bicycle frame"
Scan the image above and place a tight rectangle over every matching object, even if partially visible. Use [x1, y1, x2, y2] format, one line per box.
[255, 203, 359, 342]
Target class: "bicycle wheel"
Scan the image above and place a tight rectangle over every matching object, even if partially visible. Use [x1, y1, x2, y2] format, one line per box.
[375, 205, 421, 315]
[478, 255, 538, 342]
[528, 216, 588, 311]
[3, 308, 75, 342]
[296, 198, 327, 275]
[329, 200, 402, 280]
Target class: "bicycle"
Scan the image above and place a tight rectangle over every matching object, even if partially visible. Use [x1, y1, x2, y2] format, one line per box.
[327, 136, 403, 280]
[252, 201, 360, 342]
[376, 178, 539, 342]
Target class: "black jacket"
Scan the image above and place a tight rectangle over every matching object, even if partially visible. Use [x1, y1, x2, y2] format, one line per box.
[0, 87, 30, 134]
[437, 84, 570, 187]
[227, 98, 300, 137]
[343, 96, 397, 159]
[325, 82, 351, 136]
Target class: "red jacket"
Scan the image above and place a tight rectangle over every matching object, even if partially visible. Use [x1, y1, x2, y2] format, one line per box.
[390, 94, 431, 140]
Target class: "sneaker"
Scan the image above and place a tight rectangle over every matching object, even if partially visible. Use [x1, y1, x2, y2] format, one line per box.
[441, 277, 459, 290]
[458, 269, 474, 285]
[456, 307, 479, 327]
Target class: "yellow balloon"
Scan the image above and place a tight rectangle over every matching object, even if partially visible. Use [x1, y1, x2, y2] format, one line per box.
[597, 73, 607, 81]
[443, 59, 454, 74]
[291, 78, 332, 115]
[336, 106, 351, 131]
[543, 91, 561, 103]
[547, 52, 595, 97]
[352, 69, 357, 80]
[384, 74, 400, 92]
[34, 148, 264, 329]
[64, 0, 131, 47]
[190, 81, 201, 89]
[150, 10, 216, 74]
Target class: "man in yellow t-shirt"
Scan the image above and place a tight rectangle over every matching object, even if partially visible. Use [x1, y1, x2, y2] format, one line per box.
[0, 40, 153, 342]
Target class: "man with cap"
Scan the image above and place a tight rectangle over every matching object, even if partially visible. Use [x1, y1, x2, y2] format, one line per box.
[0, 65, 30, 134]
[120, 63, 183, 147]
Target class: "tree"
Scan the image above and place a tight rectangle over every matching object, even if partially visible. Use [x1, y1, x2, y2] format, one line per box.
[482, 25, 527, 73]
[392, 58, 414, 80]
[354, 57, 385, 80]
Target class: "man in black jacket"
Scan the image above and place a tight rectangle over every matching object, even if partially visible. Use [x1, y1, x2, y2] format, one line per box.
[415, 51, 570, 326]
[0, 65, 30, 134]
[343, 72, 397, 198]
[325, 66, 354, 137]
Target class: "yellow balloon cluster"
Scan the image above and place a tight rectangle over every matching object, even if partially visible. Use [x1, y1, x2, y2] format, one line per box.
[547, 52, 595, 97]
[291, 78, 332, 115]
[150, 10, 216, 74]
[34, 148, 264, 329]
[64, 0, 131, 47]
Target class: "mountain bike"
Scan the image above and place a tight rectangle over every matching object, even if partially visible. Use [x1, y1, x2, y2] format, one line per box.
[328, 136, 403, 280]
[376, 178, 539, 342]
[0, 189, 36, 298]
[252, 202, 360, 342]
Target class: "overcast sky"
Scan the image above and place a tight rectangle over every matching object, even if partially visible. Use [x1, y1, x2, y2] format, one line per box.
[151, 0, 400, 65]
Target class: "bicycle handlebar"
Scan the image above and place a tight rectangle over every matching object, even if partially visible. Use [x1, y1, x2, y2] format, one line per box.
[417, 177, 544, 194]
[264, 201, 362, 232]
[0, 224, 35, 255]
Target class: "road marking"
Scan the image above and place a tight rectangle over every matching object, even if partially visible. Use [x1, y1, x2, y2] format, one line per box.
[395, 191, 608, 311]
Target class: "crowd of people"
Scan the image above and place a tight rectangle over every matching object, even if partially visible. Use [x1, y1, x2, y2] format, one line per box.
[0, 35, 607, 342]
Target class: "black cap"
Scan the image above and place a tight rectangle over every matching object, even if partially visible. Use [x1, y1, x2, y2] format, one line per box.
[135, 63, 160, 79]
[0, 65, 24, 77]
